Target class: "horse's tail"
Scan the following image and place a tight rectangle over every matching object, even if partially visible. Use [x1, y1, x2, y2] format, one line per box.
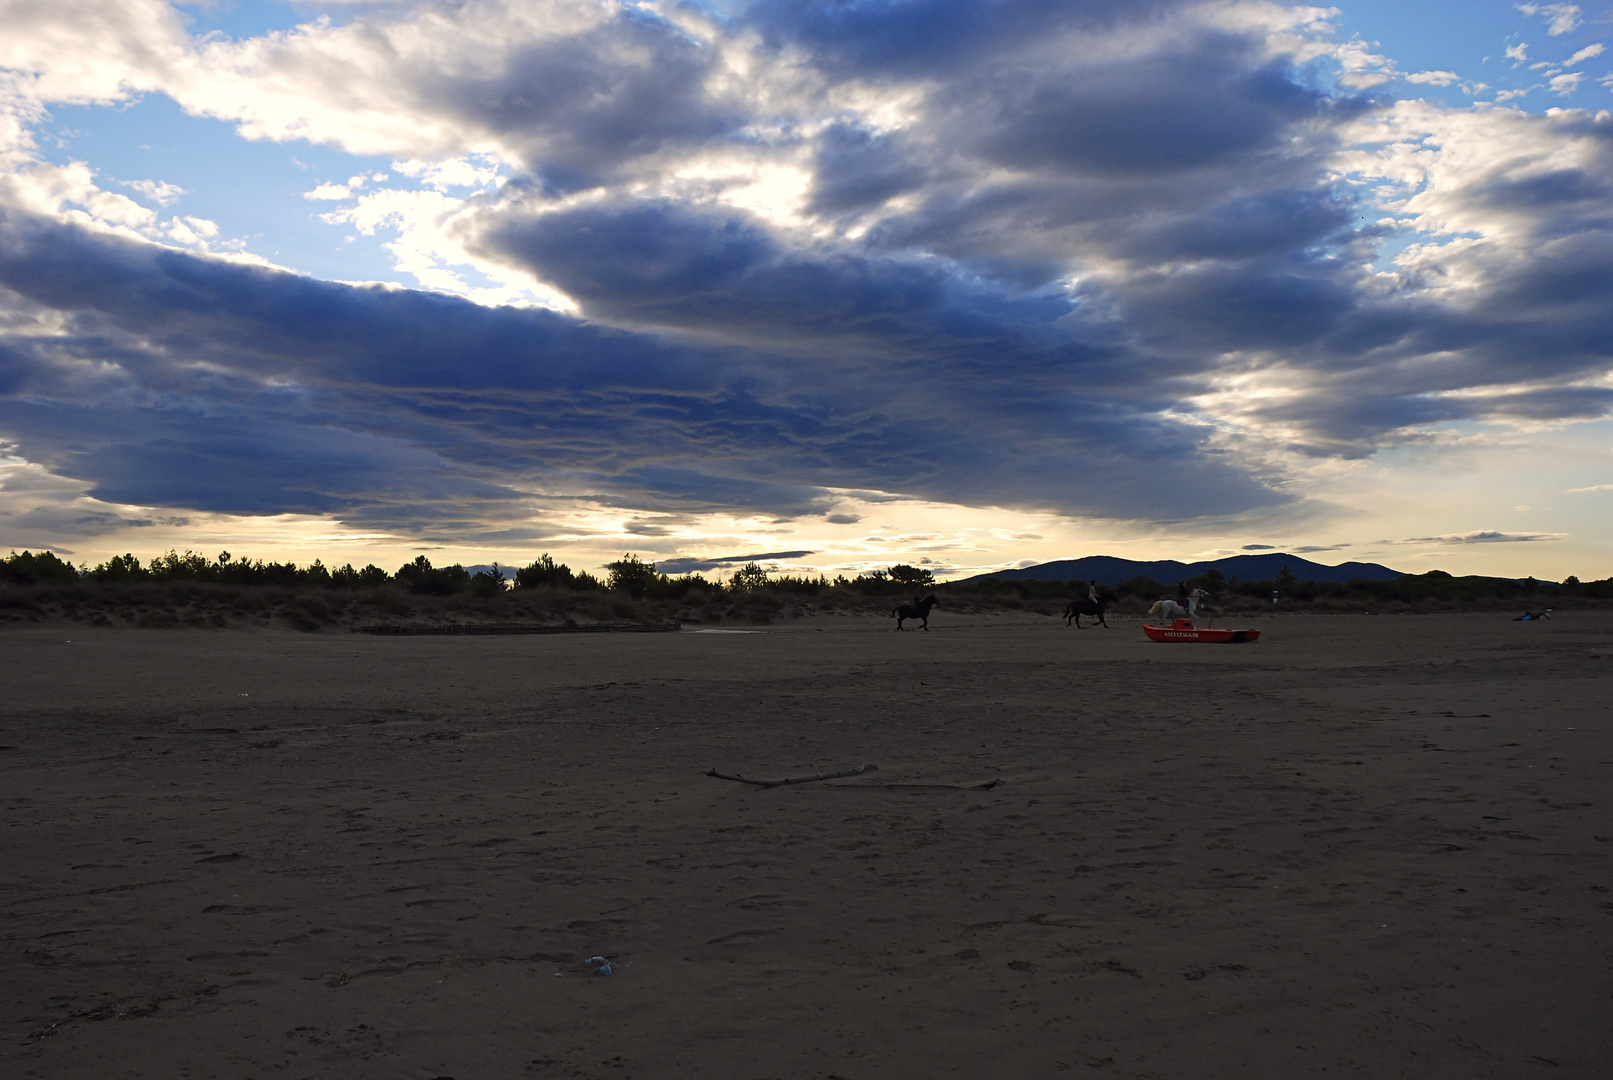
[1148, 601, 1162, 615]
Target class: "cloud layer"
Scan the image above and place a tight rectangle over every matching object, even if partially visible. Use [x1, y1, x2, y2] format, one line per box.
[1, 0, 1611, 551]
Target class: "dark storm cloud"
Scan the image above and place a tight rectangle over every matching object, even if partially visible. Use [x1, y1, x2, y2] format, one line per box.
[473, 189, 1299, 513]
[968, 53, 1332, 177]
[415, 6, 743, 193]
[1125, 191, 1358, 262]
[2, 0, 1611, 539]
[746, 0, 1167, 78]
[477, 197, 1070, 352]
[0, 204, 1278, 528]
[739, 4, 1374, 283]
[1198, 223, 1613, 448]
[808, 123, 926, 215]
[0, 210, 719, 399]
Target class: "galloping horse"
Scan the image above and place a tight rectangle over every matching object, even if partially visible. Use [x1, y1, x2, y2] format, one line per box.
[1148, 588, 1209, 625]
[1063, 595, 1113, 628]
[892, 594, 939, 631]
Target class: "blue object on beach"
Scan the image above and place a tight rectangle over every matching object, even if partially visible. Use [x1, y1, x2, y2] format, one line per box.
[584, 955, 613, 975]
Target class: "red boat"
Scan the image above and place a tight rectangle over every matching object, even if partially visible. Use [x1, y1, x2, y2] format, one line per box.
[1142, 618, 1260, 643]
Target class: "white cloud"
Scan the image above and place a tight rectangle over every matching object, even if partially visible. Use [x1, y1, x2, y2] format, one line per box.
[1507, 42, 1530, 63]
[165, 215, 219, 246]
[1516, 3, 1582, 36]
[120, 177, 184, 205]
[303, 181, 352, 200]
[2, 159, 157, 230]
[0, 0, 189, 110]
[1567, 483, 1613, 492]
[165, 217, 201, 244]
[1340, 96, 1613, 248]
[1335, 37, 1397, 88]
[1549, 70, 1584, 94]
[319, 183, 568, 308]
[172, 3, 624, 162]
[1406, 70, 1460, 86]
[1567, 43, 1604, 65]
[391, 155, 501, 192]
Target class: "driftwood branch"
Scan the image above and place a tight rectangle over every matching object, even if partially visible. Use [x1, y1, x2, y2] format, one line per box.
[705, 763, 871, 788]
[824, 779, 1001, 790]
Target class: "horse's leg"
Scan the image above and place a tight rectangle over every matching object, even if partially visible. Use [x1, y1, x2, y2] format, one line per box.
[920, 615, 929, 631]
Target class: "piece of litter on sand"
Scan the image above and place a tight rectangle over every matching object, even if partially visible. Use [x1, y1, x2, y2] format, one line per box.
[583, 955, 613, 975]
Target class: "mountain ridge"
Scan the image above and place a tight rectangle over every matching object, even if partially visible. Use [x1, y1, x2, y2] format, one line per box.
[959, 552, 1405, 587]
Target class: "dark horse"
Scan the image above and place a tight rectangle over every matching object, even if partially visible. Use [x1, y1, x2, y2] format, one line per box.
[892, 594, 939, 631]
[1063, 595, 1112, 628]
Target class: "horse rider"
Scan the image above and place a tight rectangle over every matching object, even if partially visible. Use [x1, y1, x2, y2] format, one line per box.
[1177, 580, 1188, 604]
[1088, 579, 1099, 604]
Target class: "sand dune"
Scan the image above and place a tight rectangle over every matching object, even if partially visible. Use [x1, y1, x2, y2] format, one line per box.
[2, 611, 1609, 1078]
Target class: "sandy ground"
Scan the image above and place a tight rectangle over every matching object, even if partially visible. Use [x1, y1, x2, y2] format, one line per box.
[2, 610, 1610, 1079]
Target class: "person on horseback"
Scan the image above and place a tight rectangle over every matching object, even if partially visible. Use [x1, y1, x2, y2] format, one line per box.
[1065, 591, 1112, 627]
[893, 594, 939, 630]
[1088, 579, 1099, 604]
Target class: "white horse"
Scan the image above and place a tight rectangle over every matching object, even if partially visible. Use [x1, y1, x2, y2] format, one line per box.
[1148, 588, 1209, 624]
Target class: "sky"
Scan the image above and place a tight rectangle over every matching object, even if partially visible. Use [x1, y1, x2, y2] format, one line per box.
[1, 0, 1611, 583]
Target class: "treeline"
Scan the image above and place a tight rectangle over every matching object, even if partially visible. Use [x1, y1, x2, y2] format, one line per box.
[5, 547, 1608, 607]
[0, 548, 942, 598]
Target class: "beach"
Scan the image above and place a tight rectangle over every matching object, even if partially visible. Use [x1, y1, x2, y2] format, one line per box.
[3, 611, 1609, 1078]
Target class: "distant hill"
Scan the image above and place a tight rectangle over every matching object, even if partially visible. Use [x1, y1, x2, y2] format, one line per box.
[963, 553, 1405, 587]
